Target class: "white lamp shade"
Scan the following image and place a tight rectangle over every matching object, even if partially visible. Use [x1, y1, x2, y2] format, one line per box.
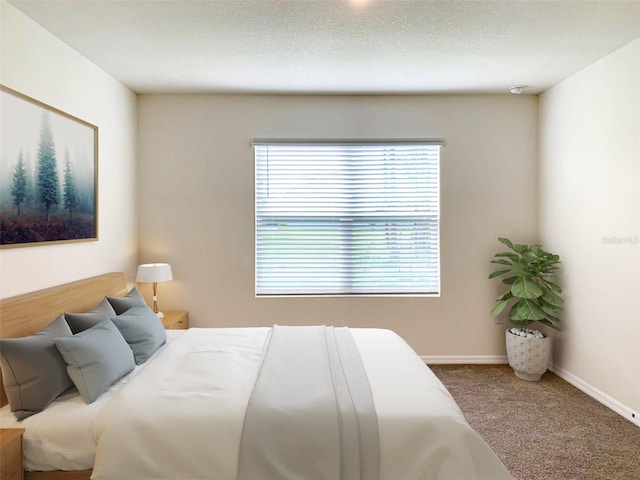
[136, 263, 173, 283]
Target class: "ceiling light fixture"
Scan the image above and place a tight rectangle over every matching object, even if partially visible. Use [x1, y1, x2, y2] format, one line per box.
[509, 85, 527, 95]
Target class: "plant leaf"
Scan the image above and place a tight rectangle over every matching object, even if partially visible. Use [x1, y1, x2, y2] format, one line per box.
[514, 298, 546, 320]
[538, 318, 562, 331]
[498, 237, 515, 251]
[539, 298, 563, 314]
[511, 277, 544, 299]
[509, 299, 528, 321]
[489, 269, 511, 279]
[541, 289, 564, 306]
[543, 312, 562, 325]
[491, 300, 509, 317]
[544, 280, 563, 294]
[494, 252, 520, 262]
[490, 259, 512, 266]
[512, 243, 529, 255]
[496, 291, 514, 302]
[510, 261, 532, 277]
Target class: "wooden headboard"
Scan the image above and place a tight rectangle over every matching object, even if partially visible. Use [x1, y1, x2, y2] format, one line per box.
[0, 272, 129, 408]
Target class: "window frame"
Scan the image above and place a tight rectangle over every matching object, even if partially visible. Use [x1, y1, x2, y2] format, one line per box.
[254, 139, 443, 298]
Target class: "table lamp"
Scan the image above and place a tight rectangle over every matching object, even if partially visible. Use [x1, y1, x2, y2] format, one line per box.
[136, 263, 173, 318]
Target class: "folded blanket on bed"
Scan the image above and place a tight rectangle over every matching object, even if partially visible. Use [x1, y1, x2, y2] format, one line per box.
[238, 325, 379, 480]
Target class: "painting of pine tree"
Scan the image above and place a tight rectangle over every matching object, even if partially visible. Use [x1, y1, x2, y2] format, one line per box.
[0, 86, 97, 247]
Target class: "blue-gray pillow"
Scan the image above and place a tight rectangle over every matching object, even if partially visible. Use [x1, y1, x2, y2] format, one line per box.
[0, 315, 74, 420]
[55, 319, 135, 404]
[106, 286, 146, 315]
[110, 304, 167, 365]
[64, 298, 117, 333]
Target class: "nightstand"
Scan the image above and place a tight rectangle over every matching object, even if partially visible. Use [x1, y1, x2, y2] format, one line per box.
[161, 310, 189, 330]
[1, 428, 25, 480]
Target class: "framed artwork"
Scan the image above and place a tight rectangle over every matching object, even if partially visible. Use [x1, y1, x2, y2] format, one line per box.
[0, 85, 98, 248]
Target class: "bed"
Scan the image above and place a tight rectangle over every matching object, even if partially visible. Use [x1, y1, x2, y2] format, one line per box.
[0, 272, 514, 480]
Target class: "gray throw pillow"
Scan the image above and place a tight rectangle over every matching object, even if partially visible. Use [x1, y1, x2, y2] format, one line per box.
[64, 297, 117, 333]
[0, 315, 74, 420]
[106, 286, 146, 314]
[110, 304, 167, 365]
[55, 319, 135, 404]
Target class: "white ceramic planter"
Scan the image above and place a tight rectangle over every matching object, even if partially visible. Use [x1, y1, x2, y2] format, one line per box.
[505, 329, 551, 381]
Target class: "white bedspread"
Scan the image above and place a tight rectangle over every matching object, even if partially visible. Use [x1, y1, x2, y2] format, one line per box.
[90, 327, 513, 480]
[0, 331, 185, 472]
[354, 329, 513, 479]
[91, 327, 269, 480]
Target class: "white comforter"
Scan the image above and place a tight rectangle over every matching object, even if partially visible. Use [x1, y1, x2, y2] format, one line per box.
[90, 327, 513, 480]
[0, 331, 184, 471]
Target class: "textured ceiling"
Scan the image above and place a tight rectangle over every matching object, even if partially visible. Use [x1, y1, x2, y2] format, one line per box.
[8, 0, 640, 95]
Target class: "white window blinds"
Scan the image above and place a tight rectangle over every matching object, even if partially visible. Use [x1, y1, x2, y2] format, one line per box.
[254, 140, 442, 296]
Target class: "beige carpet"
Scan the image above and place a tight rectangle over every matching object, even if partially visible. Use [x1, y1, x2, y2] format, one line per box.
[430, 364, 640, 480]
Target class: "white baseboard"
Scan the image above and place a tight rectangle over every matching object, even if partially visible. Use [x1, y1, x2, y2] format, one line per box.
[421, 355, 508, 365]
[548, 362, 640, 428]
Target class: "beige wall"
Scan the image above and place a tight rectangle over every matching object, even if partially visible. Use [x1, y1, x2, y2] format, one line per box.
[539, 39, 640, 417]
[138, 94, 538, 356]
[0, 1, 138, 298]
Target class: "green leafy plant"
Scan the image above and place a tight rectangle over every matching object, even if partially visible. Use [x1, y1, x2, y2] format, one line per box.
[489, 237, 563, 331]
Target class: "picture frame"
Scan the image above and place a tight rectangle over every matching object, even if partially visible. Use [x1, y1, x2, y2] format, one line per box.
[0, 85, 98, 248]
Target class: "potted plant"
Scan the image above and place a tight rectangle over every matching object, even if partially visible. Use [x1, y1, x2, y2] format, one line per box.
[489, 237, 563, 381]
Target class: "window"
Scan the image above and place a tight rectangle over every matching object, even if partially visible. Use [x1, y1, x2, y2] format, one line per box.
[254, 140, 442, 296]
